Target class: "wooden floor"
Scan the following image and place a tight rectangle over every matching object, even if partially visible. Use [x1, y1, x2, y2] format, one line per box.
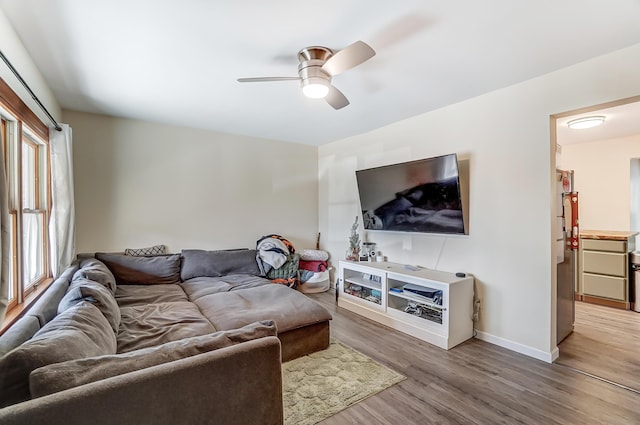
[306, 291, 640, 425]
[557, 301, 640, 392]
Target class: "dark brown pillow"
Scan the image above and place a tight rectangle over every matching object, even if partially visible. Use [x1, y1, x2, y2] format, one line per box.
[181, 249, 261, 280]
[0, 302, 116, 407]
[29, 320, 277, 398]
[95, 253, 182, 285]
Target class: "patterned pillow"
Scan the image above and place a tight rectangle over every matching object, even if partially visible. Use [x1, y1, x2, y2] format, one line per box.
[124, 245, 167, 256]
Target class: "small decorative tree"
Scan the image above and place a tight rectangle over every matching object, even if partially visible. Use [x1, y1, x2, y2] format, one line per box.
[346, 216, 361, 261]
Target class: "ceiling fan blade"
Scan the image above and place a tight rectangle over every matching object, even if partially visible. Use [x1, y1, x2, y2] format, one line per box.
[322, 41, 376, 76]
[325, 85, 350, 110]
[237, 77, 300, 83]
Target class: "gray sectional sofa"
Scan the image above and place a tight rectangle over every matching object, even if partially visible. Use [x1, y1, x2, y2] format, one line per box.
[0, 248, 332, 425]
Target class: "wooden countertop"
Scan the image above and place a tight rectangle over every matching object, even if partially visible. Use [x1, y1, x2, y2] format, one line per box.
[580, 230, 639, 241]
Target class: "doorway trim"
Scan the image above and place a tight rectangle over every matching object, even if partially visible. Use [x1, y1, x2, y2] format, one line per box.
[549, 94, 640, 358]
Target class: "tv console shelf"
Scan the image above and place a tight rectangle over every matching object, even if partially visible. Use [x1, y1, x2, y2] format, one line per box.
[338, 261, 474, 349]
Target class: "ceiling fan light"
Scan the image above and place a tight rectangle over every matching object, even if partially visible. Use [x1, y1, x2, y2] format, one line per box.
[567, 116, 605, 129]
[302, 79, 329, 99]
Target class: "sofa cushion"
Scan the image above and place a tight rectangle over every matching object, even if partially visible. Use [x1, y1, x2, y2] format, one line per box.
[0, 302, 116, 407]
[180, 249, 262, 281]
[58, 278, 121, 333]
[194, 284, 332, 334]
[117, 302, 216, 353]
[25, 264, 78, 327]
[115, 284, 188, 308]
[0, 316, 40, 358]
[73, 258, 117, 293]
[29, 320, 277, 398]
[95, 253, 182, 285]
[180, 275, 270, 301]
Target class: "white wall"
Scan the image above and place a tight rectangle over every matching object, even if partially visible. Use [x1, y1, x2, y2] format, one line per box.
[561, 134, 640, 232]
[64, 110, 319, 254]
[632, 158, 640, 245]
[0, 8, 61, 123]
[319, 43, 640, 361]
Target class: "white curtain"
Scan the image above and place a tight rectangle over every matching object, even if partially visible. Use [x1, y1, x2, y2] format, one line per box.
[49, 124, 75, 277]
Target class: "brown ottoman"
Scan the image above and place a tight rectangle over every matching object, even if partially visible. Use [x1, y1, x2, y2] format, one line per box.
[194, 284, 332, 361]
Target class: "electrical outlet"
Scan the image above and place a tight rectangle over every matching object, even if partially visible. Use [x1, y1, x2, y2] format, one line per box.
[472, 299, 481, 322]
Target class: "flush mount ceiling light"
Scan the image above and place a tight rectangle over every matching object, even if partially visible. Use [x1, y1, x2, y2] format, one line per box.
[567, 116, 605, 129]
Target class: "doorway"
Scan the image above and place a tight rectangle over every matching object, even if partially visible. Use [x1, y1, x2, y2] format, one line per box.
[551, 95, 640, 391]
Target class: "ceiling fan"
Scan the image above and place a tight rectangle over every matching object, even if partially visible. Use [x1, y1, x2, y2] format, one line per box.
[237, 40, 376, 110]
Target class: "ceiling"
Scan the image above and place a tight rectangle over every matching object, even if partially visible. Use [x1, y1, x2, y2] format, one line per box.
[1, 1, 640, 146]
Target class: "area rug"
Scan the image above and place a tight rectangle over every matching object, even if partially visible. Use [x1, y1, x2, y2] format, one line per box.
[282, 339, 406, 425]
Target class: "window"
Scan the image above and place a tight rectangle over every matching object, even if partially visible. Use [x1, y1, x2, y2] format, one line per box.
[0, 77, 51, 329]
[1, 117, 17, 311]
[21, 132, 48, 292]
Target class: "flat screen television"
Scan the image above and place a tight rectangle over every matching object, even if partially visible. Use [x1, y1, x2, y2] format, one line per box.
[356, 153, 466, 235]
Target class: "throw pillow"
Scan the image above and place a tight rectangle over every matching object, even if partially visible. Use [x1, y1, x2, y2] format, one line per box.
[181, 249, 262, 281]
[73, 258, 117, 293]
[29, 320, 277, 398]
[0, 302, 116, 407]
[299, 249, 330, 262]
[58, 278, 121, 333]
[124, 244, 167, 256]
[95, 253, 182, 285]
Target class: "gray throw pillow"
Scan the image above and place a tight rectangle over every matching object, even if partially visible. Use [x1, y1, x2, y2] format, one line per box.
[58, 278, 121, 333]
[0, 302, 116, 407]
[73, 258, 117, 293]
[29, 320, 277, 398]
[95, 253, 182, 285]
[181, 249, 262, 281]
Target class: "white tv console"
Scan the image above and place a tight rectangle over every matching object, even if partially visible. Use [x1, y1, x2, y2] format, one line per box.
[337, 261, 474, 349]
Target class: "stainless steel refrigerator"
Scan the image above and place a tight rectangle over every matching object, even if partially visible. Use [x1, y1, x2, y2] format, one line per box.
[556, 170, 578, 344]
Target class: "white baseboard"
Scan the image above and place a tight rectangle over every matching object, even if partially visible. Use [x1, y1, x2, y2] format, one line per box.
[550, 346, 559, 362]
[474, 330, 558, 363]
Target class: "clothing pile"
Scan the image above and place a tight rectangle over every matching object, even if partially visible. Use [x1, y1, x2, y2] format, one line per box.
[256, 234, 298, 288]
[298, 250, 331, 293]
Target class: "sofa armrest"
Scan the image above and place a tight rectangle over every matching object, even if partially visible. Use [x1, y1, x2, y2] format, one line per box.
[0, 336, 283, 425]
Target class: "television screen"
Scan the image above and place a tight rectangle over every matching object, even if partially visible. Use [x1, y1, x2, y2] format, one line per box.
[356, 154, 466, 235]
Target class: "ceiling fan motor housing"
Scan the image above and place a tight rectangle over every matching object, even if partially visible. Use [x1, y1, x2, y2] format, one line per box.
[298, 47, 333, 91]
[297, 46, 333, 62]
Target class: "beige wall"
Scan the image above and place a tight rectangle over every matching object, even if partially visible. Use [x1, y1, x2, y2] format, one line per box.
[64, 110, 318, 253]
[561, 134, 640, 232]
[0, 8, 61, 123]
[8, 0, 640, 362]
[320, 43, 640, 361]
